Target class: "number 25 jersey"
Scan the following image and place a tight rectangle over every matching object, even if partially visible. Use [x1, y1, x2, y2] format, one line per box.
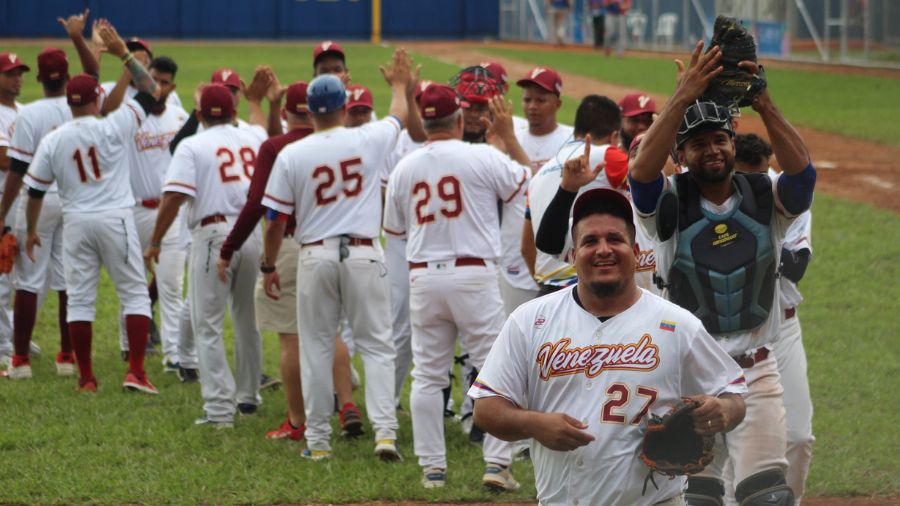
[382, 139, 530, 263]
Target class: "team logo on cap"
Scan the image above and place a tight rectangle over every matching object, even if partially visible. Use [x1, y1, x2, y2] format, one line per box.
[71, 94, 81, 101]
[638, 95, 651, 108]
[351, 88, 365, 101]
[530, 68, 546, 79]
[8, 54, 17, 63]
[211, 106, 222, 115]
[321, 41, 333, 51]
[418, 80, 433, 93]
[220, 70, 232, 81]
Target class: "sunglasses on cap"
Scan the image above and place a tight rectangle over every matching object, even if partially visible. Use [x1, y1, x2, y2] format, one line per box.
[678, 101, 731, 136]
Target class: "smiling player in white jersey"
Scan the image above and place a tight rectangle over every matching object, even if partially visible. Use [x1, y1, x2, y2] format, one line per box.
[147, 83, 265, 427]
[383, 85, 531, 491]
[470, 187, 747, 506]
[261, 51, 412, 461]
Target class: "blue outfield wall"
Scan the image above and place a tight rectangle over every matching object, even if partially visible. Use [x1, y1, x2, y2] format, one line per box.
[0, 0, 499, 39]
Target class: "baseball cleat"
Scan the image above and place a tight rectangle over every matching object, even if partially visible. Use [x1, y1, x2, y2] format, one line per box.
[123, 371, 159, 395]
[194, 416, 233, 429]
[482, 464, 520, 492]
[266, 418, 305, 441]
[237, 403, 258, 416]
[421, 467, 446, 489]
[8, 355, 32, 379]
[178, 367, 199, 383]
[161, 356, 181, 374]
[55, 352, 76, 377]
[374, 439, 401, 461]
[300, 448, 331, 461]
[77, 377, 98, 393]
[339, 402, 364, 438]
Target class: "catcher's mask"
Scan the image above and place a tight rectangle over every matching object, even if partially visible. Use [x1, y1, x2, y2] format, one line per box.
[675, 101, 734, 148]
[450, 66, 501, 108]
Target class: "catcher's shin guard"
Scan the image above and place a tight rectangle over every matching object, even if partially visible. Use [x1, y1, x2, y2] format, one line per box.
[685, 476, 725, 506]
[735, 469, 794, 506]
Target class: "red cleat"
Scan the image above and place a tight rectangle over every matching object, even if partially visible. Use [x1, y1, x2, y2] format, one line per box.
[123, 371, 158, 395]
[266, 417, 306, 441]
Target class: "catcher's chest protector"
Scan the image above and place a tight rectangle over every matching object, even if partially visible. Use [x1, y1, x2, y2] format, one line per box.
[657, 173, 776, 334]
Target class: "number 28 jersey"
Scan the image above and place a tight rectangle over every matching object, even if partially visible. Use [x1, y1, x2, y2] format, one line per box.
[383, 139, 530, 263]
[163, 123, 263, 229]
[25, 100, 147, 213]
[262, 117, 401, 244]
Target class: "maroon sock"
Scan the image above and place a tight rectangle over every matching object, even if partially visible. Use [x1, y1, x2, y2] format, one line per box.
[57, 291, 72, 353]
[126, 314, 150, 376]
[148, 277, 158, 307]
[12, 290, 37, 357]
[68, 321, 94, 381]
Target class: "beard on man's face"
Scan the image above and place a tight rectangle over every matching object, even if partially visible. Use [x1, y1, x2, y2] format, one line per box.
[586, 280, 626, 298]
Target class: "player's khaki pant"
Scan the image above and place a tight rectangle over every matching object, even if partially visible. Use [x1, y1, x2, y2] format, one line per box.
[408, 261, 513, 470]
[297, 237, 397, 452]
[189, 221, 262, 422]
[62, 209, 151, 322]
[696, 353, 788, 494]
[255, 239, 299, 334]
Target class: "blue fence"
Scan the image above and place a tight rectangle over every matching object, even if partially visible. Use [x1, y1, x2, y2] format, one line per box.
[0, 0, 499, 39]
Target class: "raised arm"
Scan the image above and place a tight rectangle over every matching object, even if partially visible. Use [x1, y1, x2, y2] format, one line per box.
[243, 66, 272, 130]
[100, 69, 132, 116]
[97, 20, 158, 99]
[59, 9, 99, 78]
[380, 49, 412, 128]
[486, 96, 530, 168]
[404, 63, 427, 143]
[264, 68, 285, 137]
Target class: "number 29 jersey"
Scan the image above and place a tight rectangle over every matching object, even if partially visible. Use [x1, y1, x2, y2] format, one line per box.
[25, 100, 147, 213]
[382, 139, 530, 263]
[163, 123, 263, 229]
[262, 117, 402, 244]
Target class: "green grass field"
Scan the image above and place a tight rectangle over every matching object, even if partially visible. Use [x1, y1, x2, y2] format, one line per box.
[0, 40, 898, 503]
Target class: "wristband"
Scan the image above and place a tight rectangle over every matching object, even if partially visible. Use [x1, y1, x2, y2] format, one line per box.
[121, 52, 134, 64]
[260, 263, 276, 274]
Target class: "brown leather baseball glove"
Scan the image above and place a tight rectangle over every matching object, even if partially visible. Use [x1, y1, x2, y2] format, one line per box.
[0, 229, 18, 274]
[639, 399, 715, 477]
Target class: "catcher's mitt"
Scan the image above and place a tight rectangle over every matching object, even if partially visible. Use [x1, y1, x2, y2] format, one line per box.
[701, 15, 767, 109]
[0, 228, 18, 274]
[639, 400, 715, 478]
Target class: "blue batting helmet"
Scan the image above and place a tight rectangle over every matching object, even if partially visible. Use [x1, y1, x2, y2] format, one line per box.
[307, 74, 347, 114]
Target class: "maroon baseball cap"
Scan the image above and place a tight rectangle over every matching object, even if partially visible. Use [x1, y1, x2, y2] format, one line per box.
[0, 53, 30, 73]
[414, 79, 434, 100]
[284, 81, 309, 114]
[210, 68, 241, 90]
[516, 66, 562, 96]
[313, 40, 345, 65]
[479, 61, 509, 91]
[66, 74, 101, 106]
[346, 84, 373, 110]
[200, 84, 236, 119]
[571, 188, 635, 232]
[125, 38, 153, 58]
[418, 84, 460, 120]
[37, 47, 69, 81]
[620, 93, 657, 117]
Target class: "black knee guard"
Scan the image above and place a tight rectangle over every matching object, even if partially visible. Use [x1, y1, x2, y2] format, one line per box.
[685, 476, 725, 506]
[736, 469, 795, 506]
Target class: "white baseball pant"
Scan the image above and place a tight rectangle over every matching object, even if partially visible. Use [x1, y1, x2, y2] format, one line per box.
[61, 209, 151, 322]
[118, 204, 186, 362]
[189, 220, 262, 422]
[297, 237, 397, 452]
[0, 191, 15, 357]
[385, 235, 412, 405]
[697, 354, 788, 499]
[14, 192, 65, 294]
[409, 261, 513, 470]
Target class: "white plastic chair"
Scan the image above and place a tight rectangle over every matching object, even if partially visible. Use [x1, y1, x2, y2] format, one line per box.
[655, 13, 678, 50]
[627, 11, 648, 47]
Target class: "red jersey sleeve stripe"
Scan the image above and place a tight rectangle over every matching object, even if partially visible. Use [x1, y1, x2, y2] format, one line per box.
[502, 167, 529, 203]
[165, 181, 197, 191]
[263, 193, 293, 206]
[383, 226, 405, 236]
[26, 173, 53, 184]
[8, 146, 34, 156]
[126, 103, 142, 128]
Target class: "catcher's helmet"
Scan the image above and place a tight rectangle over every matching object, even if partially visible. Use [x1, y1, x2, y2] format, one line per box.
[307, 74, 347, 114]
[675, 100, 734, 148]
[451, 66, 500, 107]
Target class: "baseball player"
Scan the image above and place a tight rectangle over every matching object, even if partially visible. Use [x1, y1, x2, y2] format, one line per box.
[383, 85, 531, 490]
[626, 42, 816, 505]
[345, 84, 373, 127]
[0, 52, 28, 368]
[103, 56, 190, 372]
[469, 187, 747, 506]
[217, 81, 314, 440]
[147, 83, 265, 427]
[478, 61, 528, 131]
[618, 92, 656, 152]
[1, 13, 101, 379]
[99, 37, 183, 115]
[260, 51, 412, 461]
[23, 20, 162, 394]
[732, 133, 815, 502]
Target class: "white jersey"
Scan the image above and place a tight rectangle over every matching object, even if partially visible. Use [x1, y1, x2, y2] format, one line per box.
[527, 140, 632, 287]
[469, 287, 747, 506]
[198, 118, 267, 143]
[379, 129, 423, 188]
[25, 100, 147, 213]
[768, 169, 812, 308]
[383, 139, 530, 263]
[8, 96, 72, 193]
[263, 117, 401, 244]
[514, 123, 573, 173]
[0, 102, 21, 190]
[128, 105, 189, 200]
[163, 124, 263, 229]
[638, 173, 797, 355]
[101, 81, 183, 109]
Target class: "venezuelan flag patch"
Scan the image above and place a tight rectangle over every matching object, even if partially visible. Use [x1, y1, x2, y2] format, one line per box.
[659, 320, 676, 332]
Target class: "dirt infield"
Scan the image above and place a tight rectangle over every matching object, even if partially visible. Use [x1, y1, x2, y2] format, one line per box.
[405, 41, 900, 214]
